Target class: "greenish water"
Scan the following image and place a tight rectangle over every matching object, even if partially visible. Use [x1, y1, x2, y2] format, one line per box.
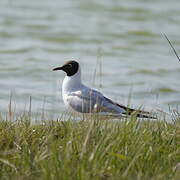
[0, 0, 180, 118]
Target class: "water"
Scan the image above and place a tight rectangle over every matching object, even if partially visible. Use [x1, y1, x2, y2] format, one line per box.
[0, 0, 180, 118]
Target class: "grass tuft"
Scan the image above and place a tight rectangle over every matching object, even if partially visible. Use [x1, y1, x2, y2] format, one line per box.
[0, 114, 179, 180]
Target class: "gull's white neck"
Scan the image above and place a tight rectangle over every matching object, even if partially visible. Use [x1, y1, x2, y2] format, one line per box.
[62, 67, 83, 93]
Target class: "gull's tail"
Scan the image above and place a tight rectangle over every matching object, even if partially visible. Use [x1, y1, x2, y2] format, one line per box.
[104, 97, 156, 119]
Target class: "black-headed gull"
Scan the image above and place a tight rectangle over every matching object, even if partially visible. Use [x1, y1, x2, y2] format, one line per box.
[53, 61, 155, 118]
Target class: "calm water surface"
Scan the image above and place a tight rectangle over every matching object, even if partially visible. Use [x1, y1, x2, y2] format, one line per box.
[0, 0, 180, 118]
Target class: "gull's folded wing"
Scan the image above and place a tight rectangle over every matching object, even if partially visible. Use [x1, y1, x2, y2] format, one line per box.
[66, 88, 156, 119]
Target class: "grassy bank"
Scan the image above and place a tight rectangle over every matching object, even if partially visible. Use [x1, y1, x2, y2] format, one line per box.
[0, 114, 179, 180]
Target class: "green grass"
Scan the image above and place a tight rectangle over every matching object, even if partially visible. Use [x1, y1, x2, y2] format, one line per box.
[0, 114, 179, 180]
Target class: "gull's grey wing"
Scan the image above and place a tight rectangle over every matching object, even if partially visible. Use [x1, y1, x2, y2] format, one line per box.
[66, 88, 125, 114]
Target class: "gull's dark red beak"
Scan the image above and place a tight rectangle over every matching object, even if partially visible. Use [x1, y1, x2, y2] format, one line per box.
[53, 66, 63, 71]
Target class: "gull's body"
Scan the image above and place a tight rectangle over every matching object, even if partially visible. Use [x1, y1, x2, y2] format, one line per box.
[53, 61, 154, 118]
[62, 67, 125, 115]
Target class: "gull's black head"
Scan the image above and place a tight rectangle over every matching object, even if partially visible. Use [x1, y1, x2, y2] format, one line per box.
[53, 60, 79, 76]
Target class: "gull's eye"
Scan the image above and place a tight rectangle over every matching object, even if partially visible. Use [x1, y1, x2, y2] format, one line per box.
[68, 63, 72, 67]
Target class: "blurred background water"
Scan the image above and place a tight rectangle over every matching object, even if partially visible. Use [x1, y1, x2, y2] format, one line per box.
[0, 0, 180, 119]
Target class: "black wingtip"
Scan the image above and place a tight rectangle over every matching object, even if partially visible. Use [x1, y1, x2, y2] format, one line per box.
[122, 110, 157, 119]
